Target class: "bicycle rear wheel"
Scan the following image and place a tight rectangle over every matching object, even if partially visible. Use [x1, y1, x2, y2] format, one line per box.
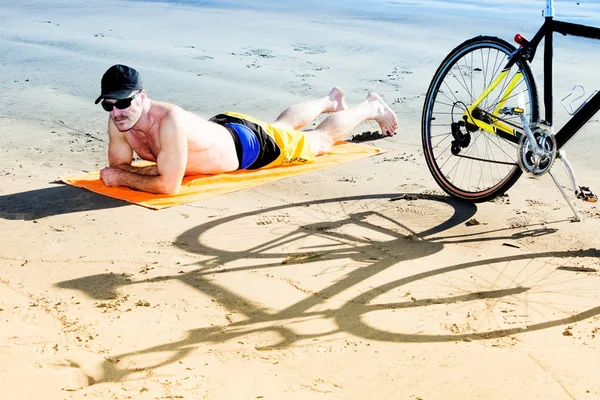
[422, 36, 539, 202]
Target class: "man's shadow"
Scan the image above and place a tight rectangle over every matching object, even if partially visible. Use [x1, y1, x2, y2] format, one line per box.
[0, 184, 127, 220]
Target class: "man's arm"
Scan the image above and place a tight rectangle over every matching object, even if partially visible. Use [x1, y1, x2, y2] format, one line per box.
[107, 120, 134, 167]
[113, 163, 159, 176]
[100, 117, 188, 194]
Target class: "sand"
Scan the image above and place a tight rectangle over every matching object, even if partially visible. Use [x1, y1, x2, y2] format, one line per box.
[1, 0, 600, 398]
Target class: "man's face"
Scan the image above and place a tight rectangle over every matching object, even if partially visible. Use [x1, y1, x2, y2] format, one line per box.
[102, 91, 144, 132]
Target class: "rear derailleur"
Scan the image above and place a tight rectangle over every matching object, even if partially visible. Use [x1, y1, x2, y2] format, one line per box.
[450, 120, 473, 155]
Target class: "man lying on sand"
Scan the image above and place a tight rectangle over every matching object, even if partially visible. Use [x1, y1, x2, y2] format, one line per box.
[96, 64, 398, 194]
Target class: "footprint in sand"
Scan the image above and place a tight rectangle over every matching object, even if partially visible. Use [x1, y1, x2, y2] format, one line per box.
[175, 45, 215, 61]
[507, 216, 530, 228]
[392, 95, 421, 105]
[397, 202, 446, 216]
[295, 72, 316, 80]
[501, 311, 530, 329]
[256, 214, 290, 226]
[299, 61, 329, 72]
[387, 67, 413, 81]
[376, 153, 417, 164]
[292, 43, 326, 55]
[35, 20, 59, 26]
[229, 47, 276, 69]
[240, 47, 275, 59]
[30, 359, 95, 390]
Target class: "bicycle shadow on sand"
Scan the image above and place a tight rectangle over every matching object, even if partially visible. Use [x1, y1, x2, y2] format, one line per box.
[55, 193, 600, 384]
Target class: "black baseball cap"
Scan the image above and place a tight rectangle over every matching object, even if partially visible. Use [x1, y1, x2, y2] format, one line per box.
[95, 64, 143, 104]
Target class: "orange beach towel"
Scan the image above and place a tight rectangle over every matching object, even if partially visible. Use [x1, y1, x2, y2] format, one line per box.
[60, 141, 386, 210]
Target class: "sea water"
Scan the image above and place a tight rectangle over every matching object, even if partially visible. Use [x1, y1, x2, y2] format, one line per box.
[127, 0, 600, 25]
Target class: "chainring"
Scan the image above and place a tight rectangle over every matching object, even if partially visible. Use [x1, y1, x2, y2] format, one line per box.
[517, 124, 557, 176]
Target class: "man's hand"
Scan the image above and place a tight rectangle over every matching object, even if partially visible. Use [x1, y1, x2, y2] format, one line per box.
[99, 167, 122, 187]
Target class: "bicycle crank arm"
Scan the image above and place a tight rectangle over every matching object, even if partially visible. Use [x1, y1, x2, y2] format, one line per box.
[518, 114, 545, 159]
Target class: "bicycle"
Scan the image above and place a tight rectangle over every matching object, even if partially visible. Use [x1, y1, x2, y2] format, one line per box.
[421, 0, 599, 221]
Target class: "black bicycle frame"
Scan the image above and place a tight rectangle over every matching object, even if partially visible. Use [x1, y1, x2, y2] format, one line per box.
[519, 17, 600, 149]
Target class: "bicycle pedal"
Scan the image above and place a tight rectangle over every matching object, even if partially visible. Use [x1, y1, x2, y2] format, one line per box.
[577, 186, 598, 203]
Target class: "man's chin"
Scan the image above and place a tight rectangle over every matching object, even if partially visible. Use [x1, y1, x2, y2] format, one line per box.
[114, 120, 132, 131]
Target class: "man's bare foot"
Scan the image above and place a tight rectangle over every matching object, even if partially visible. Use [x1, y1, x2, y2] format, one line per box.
[366, 92, 398, 136]
[328, 87, 348, 113]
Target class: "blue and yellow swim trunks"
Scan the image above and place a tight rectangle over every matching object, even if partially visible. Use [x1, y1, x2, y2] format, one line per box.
[209, 112, 316, 170]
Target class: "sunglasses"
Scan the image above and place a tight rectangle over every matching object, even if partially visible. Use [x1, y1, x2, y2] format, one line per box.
[101, 91, 140, 112]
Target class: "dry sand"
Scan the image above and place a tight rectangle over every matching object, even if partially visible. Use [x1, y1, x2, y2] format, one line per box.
[1, 0, 600, 399]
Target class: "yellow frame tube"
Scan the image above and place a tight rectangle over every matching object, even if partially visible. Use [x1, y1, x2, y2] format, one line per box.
[463, 69, 523, 137]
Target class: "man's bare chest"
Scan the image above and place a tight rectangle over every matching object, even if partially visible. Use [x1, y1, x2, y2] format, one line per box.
[126, 133, 160, 162]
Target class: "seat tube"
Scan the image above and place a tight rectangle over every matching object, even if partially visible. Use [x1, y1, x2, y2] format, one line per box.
[544, 17, 554, 125]
[545, 0, 554, 17]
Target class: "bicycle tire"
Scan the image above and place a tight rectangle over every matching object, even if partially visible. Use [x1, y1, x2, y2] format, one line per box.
[422, 36, 540, 202]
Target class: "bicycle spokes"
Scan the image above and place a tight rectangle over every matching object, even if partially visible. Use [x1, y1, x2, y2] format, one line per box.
[422, 36, 539, 202]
